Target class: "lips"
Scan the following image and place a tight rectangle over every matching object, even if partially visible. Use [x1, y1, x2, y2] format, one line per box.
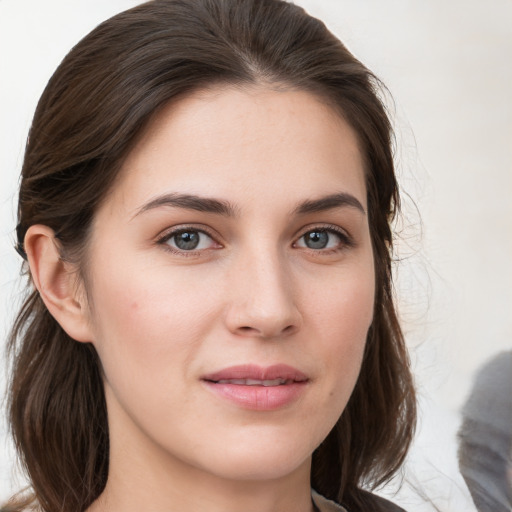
[201, 364, 309, 410]
[215, 378, 289, 386]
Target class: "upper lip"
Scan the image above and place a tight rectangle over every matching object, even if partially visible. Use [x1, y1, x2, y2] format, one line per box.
[202, 364, 308, 383]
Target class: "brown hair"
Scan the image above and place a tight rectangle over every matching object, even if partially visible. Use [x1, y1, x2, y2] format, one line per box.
[4, 1, 415, 511]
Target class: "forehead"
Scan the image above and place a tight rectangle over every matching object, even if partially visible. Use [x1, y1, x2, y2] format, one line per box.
[105, 85, 367, 215]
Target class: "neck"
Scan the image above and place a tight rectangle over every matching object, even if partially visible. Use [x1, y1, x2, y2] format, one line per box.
[89, 453, 314, 512]
[87, 393, 315, 512]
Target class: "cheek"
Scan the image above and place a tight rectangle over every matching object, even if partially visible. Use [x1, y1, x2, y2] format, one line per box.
[308, 258, 375, 343]
[307, 261, 375, 399]
[86, 263, 220, 383]
[289, 269, 373, 451]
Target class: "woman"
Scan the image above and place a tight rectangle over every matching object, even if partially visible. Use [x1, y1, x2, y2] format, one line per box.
[3, 0, 416, 511]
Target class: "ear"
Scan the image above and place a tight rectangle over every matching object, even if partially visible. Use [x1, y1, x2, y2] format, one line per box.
[24, 225, 93, 343]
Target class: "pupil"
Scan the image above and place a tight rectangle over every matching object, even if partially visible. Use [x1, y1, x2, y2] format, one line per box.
[306, 231, 328, 249]
[175, 231, 200, 250]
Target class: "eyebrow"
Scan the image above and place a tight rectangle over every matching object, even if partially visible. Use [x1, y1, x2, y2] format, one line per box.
[293, 193, 366, 216]
[133, 191, 365, 219]
[133, 192, 238, 218]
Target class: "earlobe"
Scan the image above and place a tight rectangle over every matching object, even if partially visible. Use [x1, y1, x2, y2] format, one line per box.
[24, 225, 93, 343]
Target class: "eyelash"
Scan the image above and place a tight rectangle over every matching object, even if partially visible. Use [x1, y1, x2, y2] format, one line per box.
[155, 224, 354, 256]
[156, 225, 220, 256]
[294, 224, 354, 254]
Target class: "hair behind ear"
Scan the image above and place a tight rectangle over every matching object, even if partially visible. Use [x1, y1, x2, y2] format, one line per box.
[6, 289, 108, 512]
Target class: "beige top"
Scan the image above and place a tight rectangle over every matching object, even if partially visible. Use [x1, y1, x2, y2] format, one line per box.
[312, 490, 348, 512]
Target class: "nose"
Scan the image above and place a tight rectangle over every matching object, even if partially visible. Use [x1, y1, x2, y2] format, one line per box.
[224, 251, 302, 340]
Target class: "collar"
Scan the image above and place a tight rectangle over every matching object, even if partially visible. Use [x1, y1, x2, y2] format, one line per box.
[312, 490, 348, 512]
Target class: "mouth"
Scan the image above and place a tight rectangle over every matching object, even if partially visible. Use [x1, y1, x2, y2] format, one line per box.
[201, 364, 309, 411]
[202, 364, 308, 384]
[212, 378, 294, 386]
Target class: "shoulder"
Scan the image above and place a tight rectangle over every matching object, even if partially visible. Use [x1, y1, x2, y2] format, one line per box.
[312, 489, 407, 512]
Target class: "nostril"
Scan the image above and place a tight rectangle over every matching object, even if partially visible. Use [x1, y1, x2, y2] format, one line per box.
[236, 324, 296, 337]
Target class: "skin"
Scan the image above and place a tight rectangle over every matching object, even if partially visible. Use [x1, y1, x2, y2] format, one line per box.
[26, 86, 375, 512]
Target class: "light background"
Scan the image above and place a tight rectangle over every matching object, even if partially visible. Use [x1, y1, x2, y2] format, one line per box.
[1, 1, 511, 510]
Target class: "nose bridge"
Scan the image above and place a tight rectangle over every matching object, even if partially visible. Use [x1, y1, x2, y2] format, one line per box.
[226, 239, 301, 338]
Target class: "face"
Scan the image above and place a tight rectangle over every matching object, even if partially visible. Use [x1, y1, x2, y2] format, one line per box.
[83, 86, 375, 484]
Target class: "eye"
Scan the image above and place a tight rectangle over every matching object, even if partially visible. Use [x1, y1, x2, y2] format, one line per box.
[295, 228, 349, 251]
[158, 228, 219, 253]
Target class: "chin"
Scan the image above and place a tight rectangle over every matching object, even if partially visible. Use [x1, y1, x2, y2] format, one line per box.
[190, 428, 318, 482]
[207, 452, 311, 482]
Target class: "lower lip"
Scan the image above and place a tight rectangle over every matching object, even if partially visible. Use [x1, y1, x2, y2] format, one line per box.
[202, 381, 308, 411]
